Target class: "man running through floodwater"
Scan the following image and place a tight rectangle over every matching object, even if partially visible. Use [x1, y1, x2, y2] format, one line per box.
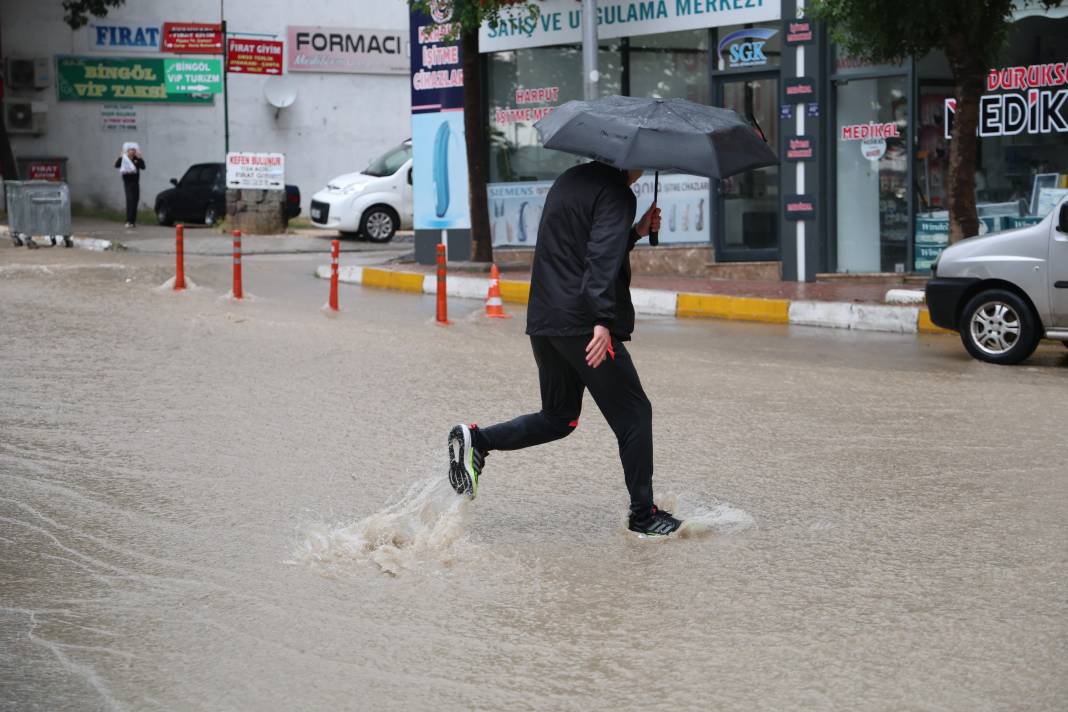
[448, 161, 682, 536]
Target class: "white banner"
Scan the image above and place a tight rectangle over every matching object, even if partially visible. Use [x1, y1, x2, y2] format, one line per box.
[480, 0, 780, 52]
[226, 152, 285, 190]
[488, 172, 710, 246]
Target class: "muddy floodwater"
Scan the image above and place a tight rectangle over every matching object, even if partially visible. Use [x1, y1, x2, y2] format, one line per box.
[2, 247, 1067, 711]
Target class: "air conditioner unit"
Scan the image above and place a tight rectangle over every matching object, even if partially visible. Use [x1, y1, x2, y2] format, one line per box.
[4, 101, 47, 135]
[6, 58, 50, 90]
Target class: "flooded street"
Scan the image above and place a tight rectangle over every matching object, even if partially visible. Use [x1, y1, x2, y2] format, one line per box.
[2, 244, 1067, 711]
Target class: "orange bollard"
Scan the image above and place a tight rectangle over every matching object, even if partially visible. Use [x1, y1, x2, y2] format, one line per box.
[436, 243, 449, 324]
[174, 224, 186, 290]
[484, 263, 512, 318]
[329, 239, 339, 311]
[232, 229, 243, 300]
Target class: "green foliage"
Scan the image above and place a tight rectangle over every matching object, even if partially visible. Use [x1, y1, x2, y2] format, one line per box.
[62, 0, 127, 30]
[408, 0, 539, 40]
[808, 0, 1061, 68]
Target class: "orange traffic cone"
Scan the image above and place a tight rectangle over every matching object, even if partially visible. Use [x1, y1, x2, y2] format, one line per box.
[485, 264, 512, 319]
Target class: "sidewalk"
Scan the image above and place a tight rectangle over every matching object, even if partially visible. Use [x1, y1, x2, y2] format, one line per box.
[314, 261, 951, 336]
[2, 217, 414, 256]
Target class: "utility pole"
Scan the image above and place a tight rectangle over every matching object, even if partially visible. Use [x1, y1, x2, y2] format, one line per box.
[221, 0, 229, 154]
[581, 0, 598, 100]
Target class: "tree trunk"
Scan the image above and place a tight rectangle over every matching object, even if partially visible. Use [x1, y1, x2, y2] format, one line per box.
[944, 34, 984, 244]
[461, 27, 493, 262]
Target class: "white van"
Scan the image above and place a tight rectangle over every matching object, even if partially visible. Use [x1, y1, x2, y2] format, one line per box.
[309, 140, 413, 242]
[926, 195, 1068, 364]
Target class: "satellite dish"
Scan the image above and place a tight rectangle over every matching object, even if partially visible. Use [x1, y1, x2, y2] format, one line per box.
[264, 77, 298, 117]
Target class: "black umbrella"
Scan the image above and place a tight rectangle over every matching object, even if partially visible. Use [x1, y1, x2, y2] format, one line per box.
[534, 95, 778, 244]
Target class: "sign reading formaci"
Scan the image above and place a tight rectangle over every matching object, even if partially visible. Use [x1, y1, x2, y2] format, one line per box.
[288, 26, 409, 74]
[480, 0, 779, 51]
[409, 5, 470, 231]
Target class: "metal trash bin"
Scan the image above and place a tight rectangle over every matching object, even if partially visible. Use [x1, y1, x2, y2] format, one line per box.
[5, 180, 73, 248]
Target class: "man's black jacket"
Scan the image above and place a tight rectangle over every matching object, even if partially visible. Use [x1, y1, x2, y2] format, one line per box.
[525, 161, 641, 340]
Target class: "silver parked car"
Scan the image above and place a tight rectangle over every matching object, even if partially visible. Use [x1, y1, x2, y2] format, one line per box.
[926, 196, 1068, 364]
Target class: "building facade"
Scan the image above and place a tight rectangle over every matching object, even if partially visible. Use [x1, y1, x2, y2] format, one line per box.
[1, 0, 412, 219]
[474, 0, 1068, 279]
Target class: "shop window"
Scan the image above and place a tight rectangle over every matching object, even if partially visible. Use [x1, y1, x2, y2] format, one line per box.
[487, 42, 622, 183]
[913, 14, 1068, 270]
[835, 76, 909, 273]
[629, 30, 710, 103]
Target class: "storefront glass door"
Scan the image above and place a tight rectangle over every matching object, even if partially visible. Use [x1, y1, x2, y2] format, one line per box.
[834, 75, 910, 273]
[716, 75, 779, 261]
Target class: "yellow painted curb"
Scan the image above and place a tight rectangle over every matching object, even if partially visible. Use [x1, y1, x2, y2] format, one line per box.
[676, 293, 790, 324]
[917, 308, 954, 334]
[499, 279, 531, 305]
[362, 268, 425, 293]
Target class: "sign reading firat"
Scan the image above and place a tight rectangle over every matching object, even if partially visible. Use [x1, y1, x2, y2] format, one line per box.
[226, 152, 285, 189]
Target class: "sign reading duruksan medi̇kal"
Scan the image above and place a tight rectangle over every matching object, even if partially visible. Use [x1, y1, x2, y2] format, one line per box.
[287, 26, 409, 74]
[944, 62, 1068, 138]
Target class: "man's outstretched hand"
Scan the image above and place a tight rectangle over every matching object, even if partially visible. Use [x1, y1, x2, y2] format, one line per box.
[635, 203, 662, 237]
[586, 325, 612, 368]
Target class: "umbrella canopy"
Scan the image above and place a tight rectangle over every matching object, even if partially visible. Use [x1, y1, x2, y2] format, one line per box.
[533, 95, 777, 179]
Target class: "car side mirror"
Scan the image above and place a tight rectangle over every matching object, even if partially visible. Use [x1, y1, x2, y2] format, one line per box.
[170, 178, 178, 186]
[1059, 203, 1068, 233]
[407, 168, 413, 185]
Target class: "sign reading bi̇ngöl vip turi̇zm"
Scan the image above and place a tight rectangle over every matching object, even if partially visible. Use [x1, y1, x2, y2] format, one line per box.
[226, 152, 285, 190]
[164, 58, 222, 94]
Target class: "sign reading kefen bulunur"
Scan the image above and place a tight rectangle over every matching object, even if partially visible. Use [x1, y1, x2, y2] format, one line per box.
[226, 152, 285, 190]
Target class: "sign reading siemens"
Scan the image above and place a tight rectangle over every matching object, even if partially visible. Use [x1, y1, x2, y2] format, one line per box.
[480, 0, 779, 52]
[287, 26, 409, 74]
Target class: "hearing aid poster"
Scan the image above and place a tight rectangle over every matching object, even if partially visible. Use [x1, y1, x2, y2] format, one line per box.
[409, 5, 471, 230]
[487, 173, 711, 246]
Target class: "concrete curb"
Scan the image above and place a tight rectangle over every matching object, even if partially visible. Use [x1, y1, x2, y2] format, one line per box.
[316, 263, 954, 335]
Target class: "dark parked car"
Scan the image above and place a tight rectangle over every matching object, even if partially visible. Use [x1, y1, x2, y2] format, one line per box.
[154, 162, 301, 226]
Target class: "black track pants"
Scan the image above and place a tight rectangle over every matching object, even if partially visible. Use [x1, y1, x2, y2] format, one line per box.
[122, 174, 140, 224]
[475, 335, 654, 512]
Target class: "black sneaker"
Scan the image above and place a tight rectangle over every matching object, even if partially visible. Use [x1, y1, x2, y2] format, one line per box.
[628, 505, 682, 536]
[448, 424, 485, 498]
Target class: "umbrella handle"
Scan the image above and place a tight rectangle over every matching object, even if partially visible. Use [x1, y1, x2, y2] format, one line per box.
[650, 171, 659, 246]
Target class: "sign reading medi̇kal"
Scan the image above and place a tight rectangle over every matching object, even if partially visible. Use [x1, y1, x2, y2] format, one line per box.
[481, 0, 779, 52]
[287, 26, 409, 74]
[56, 56, 212, 103]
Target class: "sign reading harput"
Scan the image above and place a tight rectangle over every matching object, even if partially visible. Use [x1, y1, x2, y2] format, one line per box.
[227, 38, 284, 75]
[287, 26, 408, 74]
[226, 152, 285, 190]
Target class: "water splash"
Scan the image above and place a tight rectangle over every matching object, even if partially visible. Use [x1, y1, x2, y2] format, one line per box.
[654, 492, 756, 539]
[292, 478, 471, 576]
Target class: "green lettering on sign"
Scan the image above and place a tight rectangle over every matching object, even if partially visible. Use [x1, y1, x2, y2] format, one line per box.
[56, 56, 213, 103]
[163, 58, 223, 94]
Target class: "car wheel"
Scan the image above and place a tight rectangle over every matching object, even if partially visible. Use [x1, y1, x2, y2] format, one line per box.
[204, 205, 220, 226]
[361, 206, 397, 243]
[156, 204, 174, 226]
[958, 289, 1041, 365]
